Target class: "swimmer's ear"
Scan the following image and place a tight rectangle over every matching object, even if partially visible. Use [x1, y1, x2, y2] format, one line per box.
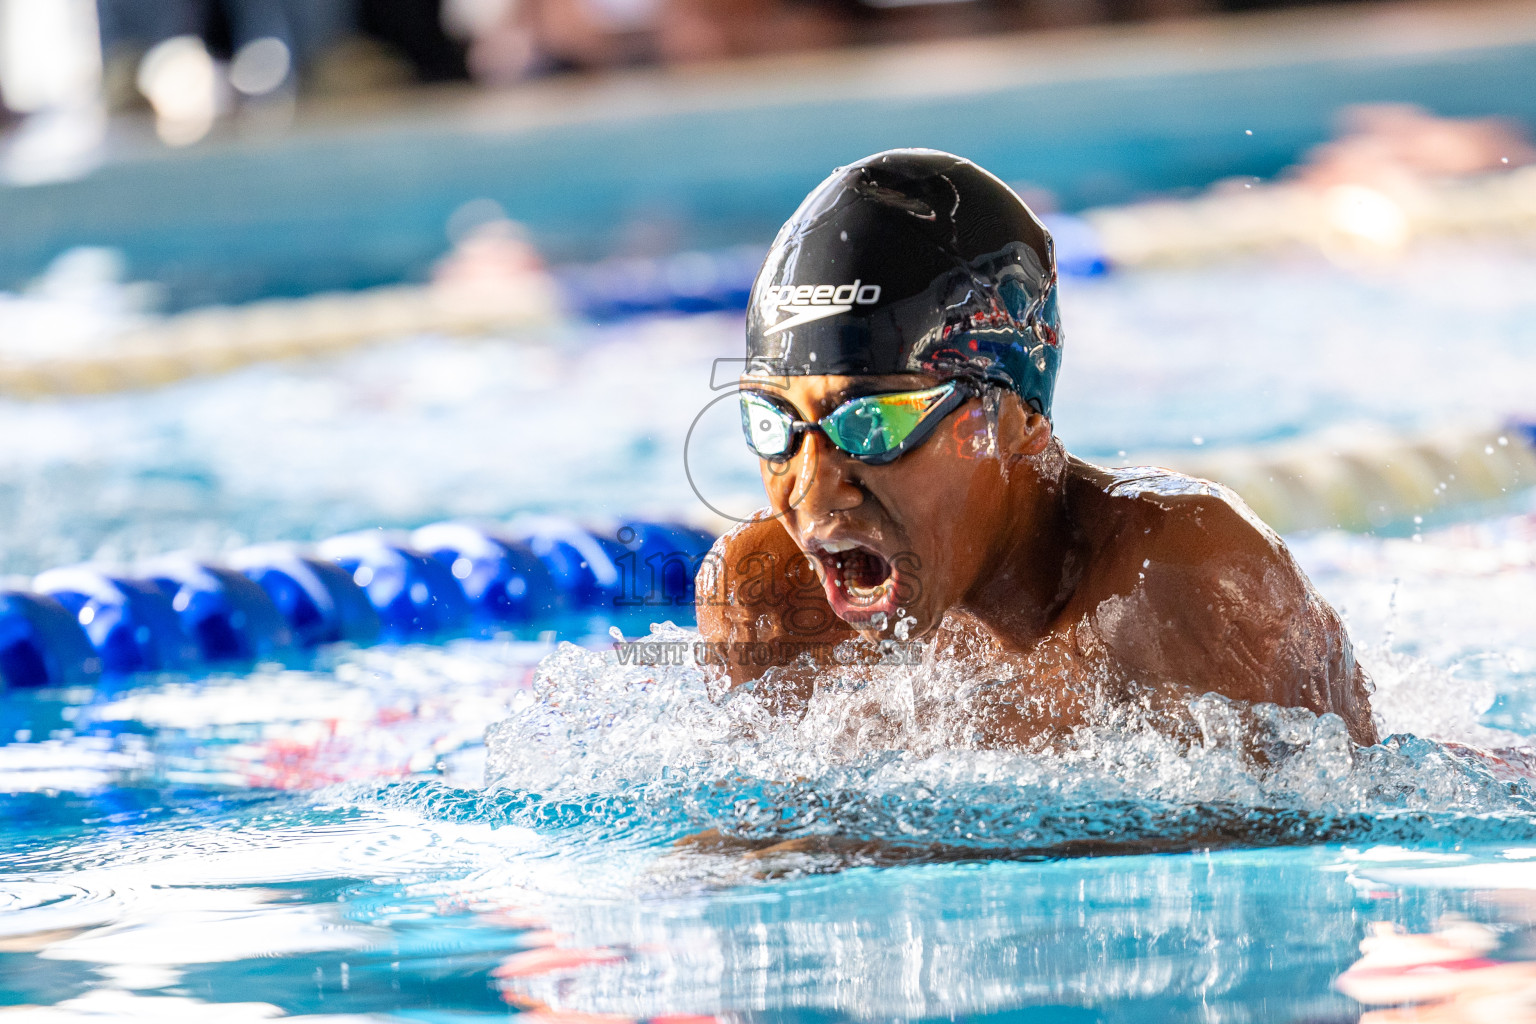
[1019, 408, 1052, 455]
[999, 393, 1052, 457]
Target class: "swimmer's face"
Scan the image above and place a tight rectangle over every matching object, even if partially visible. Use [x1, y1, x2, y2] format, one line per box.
[742, 373, 1049, 638]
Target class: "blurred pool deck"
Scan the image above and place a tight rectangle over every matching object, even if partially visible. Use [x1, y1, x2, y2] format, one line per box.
[4, 0, 1536, 308]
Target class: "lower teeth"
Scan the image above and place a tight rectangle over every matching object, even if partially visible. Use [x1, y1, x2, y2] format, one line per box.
[827, 552, 891, 602]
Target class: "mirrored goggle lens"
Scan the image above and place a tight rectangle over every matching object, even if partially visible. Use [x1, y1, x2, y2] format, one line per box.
[740, 392, 795, 458]
[819, 382, 956, 458]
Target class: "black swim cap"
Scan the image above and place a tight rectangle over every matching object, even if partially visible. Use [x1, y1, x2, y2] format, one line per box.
[745, 149, 1064, 419]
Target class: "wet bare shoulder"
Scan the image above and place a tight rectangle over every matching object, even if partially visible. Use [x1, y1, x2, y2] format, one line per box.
[1070, 462, 1376, 744]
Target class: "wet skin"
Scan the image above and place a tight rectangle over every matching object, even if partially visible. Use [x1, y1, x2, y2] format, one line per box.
[695, 373, 1379, 748]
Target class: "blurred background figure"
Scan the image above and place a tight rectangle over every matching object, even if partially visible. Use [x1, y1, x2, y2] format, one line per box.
[4, 0, 471, 165]
[1298, 103, 1536, 192]
[0, 0, 106, 183]
[443, 0, 848, 81]
[96, 0, 359, 143]
[443, 0, 1228, 81]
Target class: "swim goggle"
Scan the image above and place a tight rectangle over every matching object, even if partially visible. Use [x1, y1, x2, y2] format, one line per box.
[739, 379, 979, 465]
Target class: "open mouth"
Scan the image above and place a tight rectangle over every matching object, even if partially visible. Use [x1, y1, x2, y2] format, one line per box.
[813, 540, 900, 626]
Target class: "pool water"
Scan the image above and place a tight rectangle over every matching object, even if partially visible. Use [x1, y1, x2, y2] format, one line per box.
[2, 243, 1536, 1022]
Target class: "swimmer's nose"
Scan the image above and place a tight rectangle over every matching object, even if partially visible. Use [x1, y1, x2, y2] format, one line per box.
[787, 430, 864, 521]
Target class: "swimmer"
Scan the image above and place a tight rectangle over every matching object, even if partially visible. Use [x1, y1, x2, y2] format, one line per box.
[695, 148, 1378, 748]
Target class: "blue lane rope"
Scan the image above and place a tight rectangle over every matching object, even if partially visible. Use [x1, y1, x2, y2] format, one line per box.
[0, 519, 716, 690]
[4, 419, 1531, 690]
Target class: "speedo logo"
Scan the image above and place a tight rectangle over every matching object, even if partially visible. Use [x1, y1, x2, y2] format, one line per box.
[762, 281, 882, 335]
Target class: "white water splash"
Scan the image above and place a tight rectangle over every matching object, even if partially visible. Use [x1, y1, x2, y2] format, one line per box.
[484, 619, 1536, 856]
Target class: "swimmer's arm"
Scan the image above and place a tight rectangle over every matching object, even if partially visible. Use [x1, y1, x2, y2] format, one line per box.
[694, 512, 859, 700]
